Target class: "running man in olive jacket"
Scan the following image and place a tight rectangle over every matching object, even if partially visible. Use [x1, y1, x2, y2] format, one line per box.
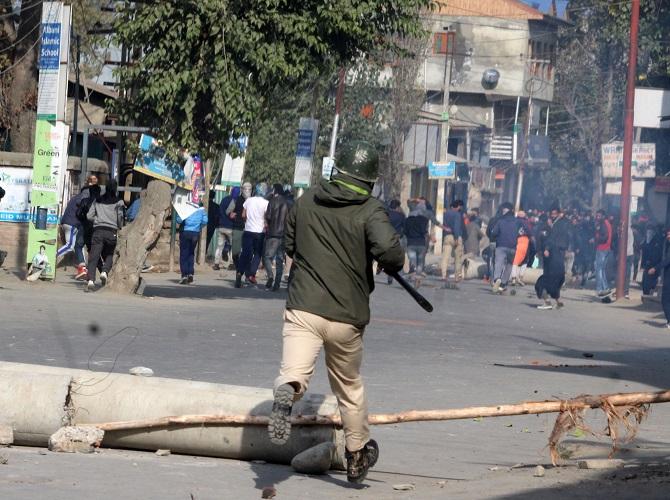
[268, 141, 404, 484]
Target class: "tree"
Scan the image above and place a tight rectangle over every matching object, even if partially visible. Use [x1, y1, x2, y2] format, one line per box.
[107, 0, 432, 293]
[112, 0, 433, 156]
[540, 0, 670, 209]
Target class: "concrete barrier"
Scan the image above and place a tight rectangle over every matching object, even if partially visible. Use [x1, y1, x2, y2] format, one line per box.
[0, 362, 345, 467]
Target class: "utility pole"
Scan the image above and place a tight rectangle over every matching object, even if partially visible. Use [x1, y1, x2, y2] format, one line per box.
[436, 29, 455, 256]
[514, 77, 535, 212]
[328, 67, 346, 158]
[616, 0, 640, 300]
[71, 34, 81, 157]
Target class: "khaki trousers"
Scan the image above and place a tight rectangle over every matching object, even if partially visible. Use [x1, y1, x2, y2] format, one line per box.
[441, 235, 464, 279]
[274, 308, 368, 452]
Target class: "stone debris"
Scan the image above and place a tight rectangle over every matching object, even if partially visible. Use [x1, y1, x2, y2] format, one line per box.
[290, 442, 334, 475]
[155, 449, 171, 457]
[261, 486, 277, 498]
[392, 483, 416, 491]
[578, 459, 625, 470]
[0, 454, 7, 464]
[129, 366, 154, 377]
[0, 424, 13, 445]
[533, 465, 546, 477]
[48, 426, 105, 453]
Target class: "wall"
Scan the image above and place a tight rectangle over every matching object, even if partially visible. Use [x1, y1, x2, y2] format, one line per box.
[419, 16, 556, 103]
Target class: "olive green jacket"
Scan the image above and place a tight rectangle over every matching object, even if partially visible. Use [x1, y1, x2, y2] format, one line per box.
[284, 177, 404, 327]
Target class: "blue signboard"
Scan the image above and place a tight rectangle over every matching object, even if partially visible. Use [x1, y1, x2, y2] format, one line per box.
[39, 23, 61, 70]
[296, 129, 314, 158]
[133, 134, 192, 188]
[428, 161, 456, 179]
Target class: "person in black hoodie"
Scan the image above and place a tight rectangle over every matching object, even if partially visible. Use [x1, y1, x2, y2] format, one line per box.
[535, 208, 570, 309]
[646, 228, 670, 327]
[641, 224, 665, 295]
[263, 184, 289, 291]
[404, 200, 430, 287]
[490, 202, 518, 293]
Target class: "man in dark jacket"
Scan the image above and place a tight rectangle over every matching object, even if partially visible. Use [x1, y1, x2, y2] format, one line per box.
[641, 224, 664, 295]
[263, 184, 289, 291]
[269, 141, 404, 484]
[646, 228, 670, 327]
[57, 189, 87, 267]
[490, 202, 518, 293]
[214, 188, 237, 270]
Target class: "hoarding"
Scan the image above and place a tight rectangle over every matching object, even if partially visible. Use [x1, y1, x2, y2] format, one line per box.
[601, 143, 656, 178]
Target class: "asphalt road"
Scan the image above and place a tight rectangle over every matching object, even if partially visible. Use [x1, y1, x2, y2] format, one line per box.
[1, 267, 669, 499]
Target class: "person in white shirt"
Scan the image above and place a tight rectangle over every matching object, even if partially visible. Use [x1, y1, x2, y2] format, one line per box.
[236, 183, 269, 287]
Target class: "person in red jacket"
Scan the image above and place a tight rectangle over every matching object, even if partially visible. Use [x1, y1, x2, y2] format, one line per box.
[593, 209, 613, 296]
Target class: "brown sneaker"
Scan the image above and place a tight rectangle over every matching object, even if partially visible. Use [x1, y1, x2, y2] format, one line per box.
[346, 439, 379, 483]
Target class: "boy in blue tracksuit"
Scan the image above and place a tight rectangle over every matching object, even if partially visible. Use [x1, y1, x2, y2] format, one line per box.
[176, 205, 208, 284]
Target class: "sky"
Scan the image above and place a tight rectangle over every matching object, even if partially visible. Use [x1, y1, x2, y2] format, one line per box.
[522, 0, 568, 16]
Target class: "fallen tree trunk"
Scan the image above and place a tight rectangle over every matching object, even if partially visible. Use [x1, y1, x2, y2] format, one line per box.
[107, 180, 172, 294]
[89, 389, 670, 430]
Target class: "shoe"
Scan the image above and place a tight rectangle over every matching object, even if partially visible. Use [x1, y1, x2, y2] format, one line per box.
[556, 301, 564, 309]
[75, 265, 87, 280]
[85, 280, 95, 292]
[213, 264, 221, 271]
[346, 439, 379, 484]
[265, 277, 274, 290]
[247, 275, 257, 285]
[179, 276, 188, 285]
[624, 294, 630, 300]
[100, 272, 108, 286]
[666, 323, 670, 330]
[235, 273, 242, 288]
[272, 282, 280, 292]
[187, 275, 194, 283]
[537, 303, 553, 310]
[268, 384, 295, 445]
[228, 263, 236, 271]
[492, 279, 501, 293]
[141, 264, 154, 273]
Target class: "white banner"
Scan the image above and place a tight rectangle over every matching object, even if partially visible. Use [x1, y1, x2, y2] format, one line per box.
[220, 154, 245, 186]
[605, 180, 646, 197]
[601, 142, 656, 178]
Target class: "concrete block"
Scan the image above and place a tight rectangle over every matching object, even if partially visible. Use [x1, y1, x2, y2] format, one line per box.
[291, 442, 335, 474]
[578, 459, 625, 470]
[48, 426, 105, 453]
[0, 424, 13, 445]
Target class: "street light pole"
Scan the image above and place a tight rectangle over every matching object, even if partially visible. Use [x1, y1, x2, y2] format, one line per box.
[616, 0, 640, 300]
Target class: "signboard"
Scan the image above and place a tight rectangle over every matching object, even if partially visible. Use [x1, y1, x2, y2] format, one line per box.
[0, 167, 60, 223]
[601, 143, 656, 178]
[36, 2, 70, 121]
[634, 88, 670, 129]
[133, 134, 193, 189]
[172, 187, 200, 221]
[293, 118, 319, 188]
[428, 161, 456, 179]
[26, 120, 68, 278]
[605, 180, 646, 197]
[220, 154, 245, 187]
[322, 156, 334, 179]
[654, 176, 670, 193]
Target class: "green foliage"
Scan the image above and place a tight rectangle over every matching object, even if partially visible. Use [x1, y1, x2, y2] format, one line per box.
[538, 0, 670, 208]
[111, 0, 433, 157]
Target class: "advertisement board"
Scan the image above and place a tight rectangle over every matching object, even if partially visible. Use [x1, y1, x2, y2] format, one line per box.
[293, 118, 319, 188]
[601, 143, 656, 178]
[26, 120, 68, 279]
[428, 161, 456, 180]
[133, 134, 193, 189]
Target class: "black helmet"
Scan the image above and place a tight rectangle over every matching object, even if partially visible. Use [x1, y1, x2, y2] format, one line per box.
[335, 141, 379, 183]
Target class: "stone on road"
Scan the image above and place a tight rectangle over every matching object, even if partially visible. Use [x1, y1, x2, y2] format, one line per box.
[290, 442, 335, 474]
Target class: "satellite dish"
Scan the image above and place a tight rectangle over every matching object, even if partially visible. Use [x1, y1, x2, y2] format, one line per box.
[482, 69, 500, 89]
